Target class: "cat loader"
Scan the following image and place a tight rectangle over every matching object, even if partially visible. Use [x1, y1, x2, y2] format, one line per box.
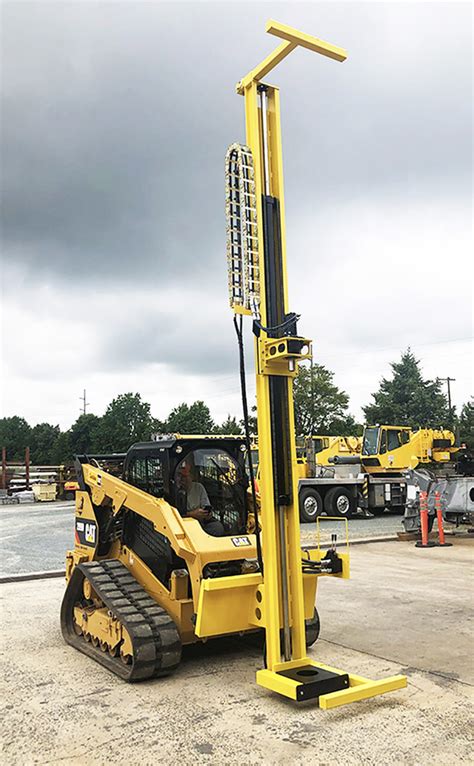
[61, 20, 406, 709]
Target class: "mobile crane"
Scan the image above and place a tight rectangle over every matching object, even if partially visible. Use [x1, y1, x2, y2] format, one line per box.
[297, 426, 459, 521]
[61, 20, 405, 708]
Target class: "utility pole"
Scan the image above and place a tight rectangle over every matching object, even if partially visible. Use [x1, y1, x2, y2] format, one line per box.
[438, 377, 456, 425]
[79, 389, 89, 416]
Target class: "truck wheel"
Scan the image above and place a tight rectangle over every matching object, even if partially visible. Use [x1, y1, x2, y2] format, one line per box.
[324, 487, 356, 518]
[305, 608, 320, 648]
[299, 488, 324, 523]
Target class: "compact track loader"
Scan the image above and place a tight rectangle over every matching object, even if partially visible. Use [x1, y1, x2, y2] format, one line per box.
[61, 20, 406, 709]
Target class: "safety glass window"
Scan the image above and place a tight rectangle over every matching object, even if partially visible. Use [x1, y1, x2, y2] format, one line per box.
[175, 448, 247, 534]
[387, 430, 402, 451]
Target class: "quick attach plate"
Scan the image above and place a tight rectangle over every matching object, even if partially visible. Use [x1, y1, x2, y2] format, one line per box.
[277, 665, 349, 701]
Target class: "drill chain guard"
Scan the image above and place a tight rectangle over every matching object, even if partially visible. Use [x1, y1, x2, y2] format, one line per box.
[225, 143, 260, 313]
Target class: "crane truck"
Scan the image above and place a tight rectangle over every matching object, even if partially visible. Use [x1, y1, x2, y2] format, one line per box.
[60, 20, 405, 709]
[297, 425, 459, 522]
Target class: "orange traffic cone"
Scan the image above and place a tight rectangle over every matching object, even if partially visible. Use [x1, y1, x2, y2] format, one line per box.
[415, 491, 436, 548]
[435, 491, 452, 547]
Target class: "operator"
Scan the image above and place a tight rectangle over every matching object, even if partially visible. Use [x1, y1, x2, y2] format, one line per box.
[178, 461, 225, 537]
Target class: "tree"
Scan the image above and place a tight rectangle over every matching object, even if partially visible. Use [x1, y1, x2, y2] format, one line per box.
[240, 405, 257, 438]
[0, 416, 32, 460]
[293, 363, 358, 436]
[30, 423, 61, 464]
[51, 431, 72, 464]
[363, 349, 449, 428]
[97, 393, 157, 452]
[458, 399, 474, 448]
[214, 415, 242, 435]
[69, 414, 101, 455]
[165, 401, 215, 434]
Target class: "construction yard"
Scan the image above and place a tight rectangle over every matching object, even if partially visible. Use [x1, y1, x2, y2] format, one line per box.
[1, 4, 472, 765]
[0, 501, 403, 577]
[1, 537, 472, 765]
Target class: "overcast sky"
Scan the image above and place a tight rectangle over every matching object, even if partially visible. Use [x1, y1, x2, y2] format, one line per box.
[1, 1, 472, 430]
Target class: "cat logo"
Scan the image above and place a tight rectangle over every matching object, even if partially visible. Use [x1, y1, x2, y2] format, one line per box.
[231, 536, 251, 547]
[75, 518, 97, 548]
[85, 523, 96, 544]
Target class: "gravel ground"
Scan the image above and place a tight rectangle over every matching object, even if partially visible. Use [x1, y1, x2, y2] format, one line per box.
[0, 501, 403, 577]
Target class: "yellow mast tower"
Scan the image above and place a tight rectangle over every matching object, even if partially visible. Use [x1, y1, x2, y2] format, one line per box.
[226, 20, 406, 705]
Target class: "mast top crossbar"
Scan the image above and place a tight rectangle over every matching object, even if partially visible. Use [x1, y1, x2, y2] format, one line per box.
[236, 19, 347, 94]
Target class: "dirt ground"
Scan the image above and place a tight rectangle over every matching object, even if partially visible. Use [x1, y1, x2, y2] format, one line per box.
[1, 539, 473, 765]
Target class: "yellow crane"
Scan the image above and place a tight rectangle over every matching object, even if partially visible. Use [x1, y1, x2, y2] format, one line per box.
[360, 426, 458, 473]
[60, 20, 406, 709]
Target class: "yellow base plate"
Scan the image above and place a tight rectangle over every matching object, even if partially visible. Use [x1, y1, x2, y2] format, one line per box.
[256, 658, 406, 709]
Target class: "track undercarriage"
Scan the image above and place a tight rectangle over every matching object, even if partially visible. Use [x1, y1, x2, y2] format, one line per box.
[61, 560, 181, 681]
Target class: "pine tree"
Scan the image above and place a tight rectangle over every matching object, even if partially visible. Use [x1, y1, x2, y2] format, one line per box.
[363, 349, 449, 427]
[215, 415, 242, 435]
[458, 399, 474, 448]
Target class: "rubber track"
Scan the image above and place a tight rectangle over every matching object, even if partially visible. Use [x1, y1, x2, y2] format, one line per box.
[60, 560, 181, 681]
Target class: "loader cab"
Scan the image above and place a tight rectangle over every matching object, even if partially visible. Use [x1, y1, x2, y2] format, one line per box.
[122, 435, 249, 535]
[361, 426, 411, 470]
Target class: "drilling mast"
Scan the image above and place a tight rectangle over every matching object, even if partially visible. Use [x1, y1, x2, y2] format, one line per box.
[226, 20, 406, 704]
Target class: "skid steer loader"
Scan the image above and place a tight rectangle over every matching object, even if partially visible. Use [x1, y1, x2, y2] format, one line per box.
[61, 20, 406, 709]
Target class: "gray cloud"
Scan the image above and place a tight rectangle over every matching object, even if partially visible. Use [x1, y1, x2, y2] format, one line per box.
[2, 2, 471, 287]
[1, 2, 472, 426]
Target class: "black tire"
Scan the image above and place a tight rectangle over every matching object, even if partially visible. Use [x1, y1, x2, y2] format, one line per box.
[305, 608, 320, 648]
[427, 515, 435, 533]
[299, 488, 324, 523]
[324, 487, 356, 518]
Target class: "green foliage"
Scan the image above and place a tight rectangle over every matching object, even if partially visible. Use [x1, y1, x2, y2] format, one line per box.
[69, 414, 101, 455]
[458, 399, 474, 448]
[51, 431, 72, 465]
[165, 401, 215, 435]
[293, 363, 358, 437]
[363, 349, 449, 428]
[240, 405, 257, 438]
[97, 393, 157, 452]
[214, 415, 242, 435]
[0, 416, 31, 460]
[30, 423, 61, 464]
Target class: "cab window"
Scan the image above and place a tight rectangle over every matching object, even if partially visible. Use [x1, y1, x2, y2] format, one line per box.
[128, 455, 165, 497]
[175, 447, 247, 534]
[362, 427, 380, 456]
[379, 430, 387, 454]
[387, 430, 402, 451]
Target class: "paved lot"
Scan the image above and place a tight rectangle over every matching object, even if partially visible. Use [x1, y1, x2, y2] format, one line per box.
[1, 538, 472, 765]
[0, 501, 403, 576]
[0, 502, 74, 576]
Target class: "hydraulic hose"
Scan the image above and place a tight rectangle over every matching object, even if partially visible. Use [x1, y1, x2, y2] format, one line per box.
[233, 313, 264, 575]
